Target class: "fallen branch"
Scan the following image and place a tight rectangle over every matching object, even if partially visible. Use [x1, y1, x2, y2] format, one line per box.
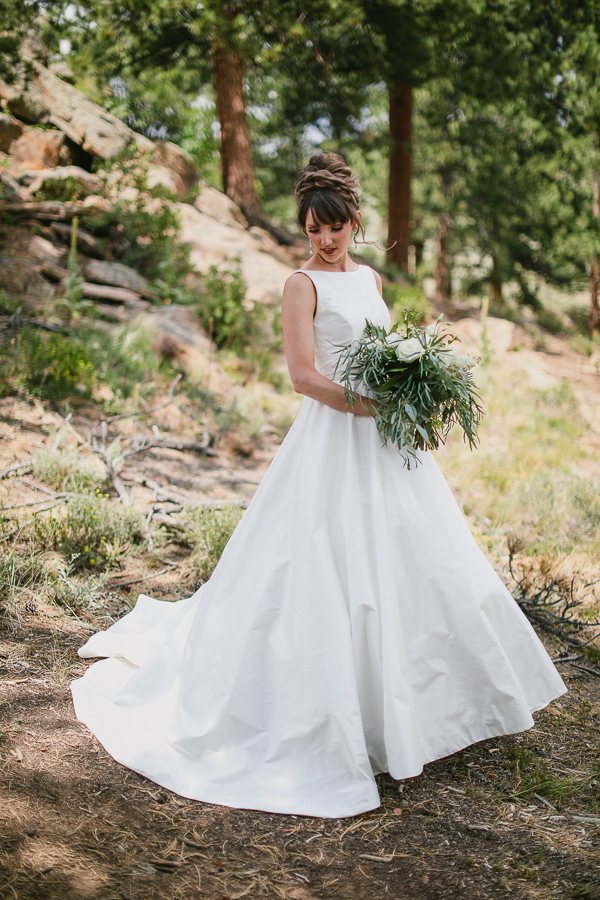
[150, 432, 217, 457]
[0, 200, 92, 221]
[133, 475, 248, 509]
[0, 461, 33, 480]
[103, 375, 182, 425]
[0, 310, 68, 334]
[0, 497, 69, 512]
[109, 563, 178, 588]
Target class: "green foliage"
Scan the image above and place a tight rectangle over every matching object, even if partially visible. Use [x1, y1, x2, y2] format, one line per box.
[536, 307, 567, 335]
[33, 448, 107, 493]
[0, 328, 95, 404]
[34, 177, 84, 203]
[196, 265, 262, 354]
[0, 290, 20, 316]
[383, 283, 431, 324]
[0, 552, 46, 605]
[77, 324, 166, 409]
[338, 312, 483, 465]
[183, 505, 243, 583]
[34, 492, 146, 572]
[504, 745, 578, 804]
[87, 146, 188, 281]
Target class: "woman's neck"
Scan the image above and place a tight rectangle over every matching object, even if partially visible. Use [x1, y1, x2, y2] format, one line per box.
[303, 251, 359, 273]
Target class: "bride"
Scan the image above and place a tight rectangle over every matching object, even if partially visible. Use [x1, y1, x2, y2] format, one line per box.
[72, 153, 565, 819]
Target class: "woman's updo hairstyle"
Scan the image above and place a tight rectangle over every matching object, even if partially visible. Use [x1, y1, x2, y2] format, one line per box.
[296, 152, 365, 240]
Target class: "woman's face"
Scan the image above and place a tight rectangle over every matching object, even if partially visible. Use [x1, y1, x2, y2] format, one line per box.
[305, 209, 356, 264]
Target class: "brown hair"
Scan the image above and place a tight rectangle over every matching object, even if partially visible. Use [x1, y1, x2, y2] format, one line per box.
[295, 152, 365, 240]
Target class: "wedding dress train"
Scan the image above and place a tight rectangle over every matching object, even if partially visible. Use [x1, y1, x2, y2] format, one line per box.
[72, 265, 565, 818]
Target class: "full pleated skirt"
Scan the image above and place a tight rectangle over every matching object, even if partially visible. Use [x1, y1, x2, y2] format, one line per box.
[71, 397, 566, 818]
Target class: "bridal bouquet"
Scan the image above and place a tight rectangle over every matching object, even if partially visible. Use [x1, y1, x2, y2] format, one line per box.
[335, 311, 484, 466]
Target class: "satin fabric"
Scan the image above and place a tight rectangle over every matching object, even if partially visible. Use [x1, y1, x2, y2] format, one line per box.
[72, 265, 566, 818]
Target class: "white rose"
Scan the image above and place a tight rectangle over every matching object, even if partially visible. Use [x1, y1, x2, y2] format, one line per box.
[395, 337, 426, 362]
[442, 348, 477, 369]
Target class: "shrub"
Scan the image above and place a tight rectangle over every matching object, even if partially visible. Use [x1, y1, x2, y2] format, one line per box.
[33, 448, 107, 492]
[34, 492, 146, 571]
[0, 290, 20, 316]
[34, 177, 84, 203]
[195, 264, 261, 354]
[88, 145, 189, 282]
[77, 324, 166, 408]
[536, 307, 567, 335]
[0, 552, 46, 605]
[0, 328, 95, 404]
[383, 283, 431, 324]
[183, 505, 243, 583]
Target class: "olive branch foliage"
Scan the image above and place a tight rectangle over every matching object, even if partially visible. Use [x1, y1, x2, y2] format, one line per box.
[335, 311, 484, 467]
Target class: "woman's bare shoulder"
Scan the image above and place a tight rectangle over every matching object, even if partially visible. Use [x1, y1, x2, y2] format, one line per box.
[283, 270, 317, 297]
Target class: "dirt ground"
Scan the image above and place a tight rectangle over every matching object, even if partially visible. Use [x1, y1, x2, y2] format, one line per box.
[0, 630, 599, 900]
[1, 335, 600, 900]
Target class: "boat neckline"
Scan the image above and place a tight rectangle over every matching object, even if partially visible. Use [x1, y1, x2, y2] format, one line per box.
[296, 266, 363, 274]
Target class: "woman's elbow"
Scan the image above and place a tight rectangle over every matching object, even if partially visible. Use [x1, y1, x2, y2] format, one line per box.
[290, 370, 313, 395]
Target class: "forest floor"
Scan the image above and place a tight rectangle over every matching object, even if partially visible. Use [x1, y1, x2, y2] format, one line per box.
[1, 326, 600, 900]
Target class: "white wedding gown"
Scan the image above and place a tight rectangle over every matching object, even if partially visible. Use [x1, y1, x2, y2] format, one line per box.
[72, 265, 565, 818]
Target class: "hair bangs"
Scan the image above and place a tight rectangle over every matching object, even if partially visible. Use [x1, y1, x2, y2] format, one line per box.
[298, 189, 355, 231]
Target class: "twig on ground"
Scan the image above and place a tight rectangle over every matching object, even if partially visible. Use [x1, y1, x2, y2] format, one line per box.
[570, 663, 600, 677]
[0, 495, 70, 511]
[108, 563, 179, 588]
[133, 475, 248, 510]
[0, 461, 33, 479]
[103, 375, 182, 424]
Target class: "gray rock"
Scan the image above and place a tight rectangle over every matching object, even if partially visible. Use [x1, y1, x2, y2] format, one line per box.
[0, 256, 54, 300]
[83, 260, 155, 299]
[50, 222, 100, 256]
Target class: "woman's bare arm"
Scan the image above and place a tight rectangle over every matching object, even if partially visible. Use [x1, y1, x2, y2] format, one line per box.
[281, 272, 375, 416]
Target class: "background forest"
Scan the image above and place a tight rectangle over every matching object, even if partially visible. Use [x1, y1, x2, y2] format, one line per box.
[1, 3, 600, 900]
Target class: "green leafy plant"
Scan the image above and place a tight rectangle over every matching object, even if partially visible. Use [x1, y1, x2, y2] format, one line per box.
[195, 264, 262, 354]
[183, 505, 243, 583]
[337, 311, 484, 465]
[383, 283, 431, 324]
[0, 327, 95, 404]
[0, 290, 20, 316]
[34, 176, 84, 203]
[33, 448, 107, 492]
[33, 492, 146, 571]
[88, 145, 188, 282]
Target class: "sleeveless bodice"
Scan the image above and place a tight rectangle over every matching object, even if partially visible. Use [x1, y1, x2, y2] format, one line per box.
[295, 266, 391, 383]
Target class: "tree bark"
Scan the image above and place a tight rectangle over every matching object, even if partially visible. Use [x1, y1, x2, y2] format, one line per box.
[590, 167, 599, 333]
[387, 82, 413, 271]
[434, 213, 452, 308]
[213, 40, 262, 223]
[490, 253, 502, 304]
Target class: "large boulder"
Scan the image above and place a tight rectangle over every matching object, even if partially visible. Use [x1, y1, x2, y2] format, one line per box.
[0, 63, 131, 159]
[175, 203, 293, 305]
[135, 134, 198, 191]
[0, 256, 54, 300]
[146, 164, 187, 198]
[8, 129, 70, 168]
[0, 114, 23, 152]
[194, 183, 248, 229]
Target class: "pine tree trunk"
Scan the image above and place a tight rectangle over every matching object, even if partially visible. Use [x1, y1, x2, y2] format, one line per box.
[213, 40, 262, 223]
[491, 254, 502, 304]
[387, 82, 413, 271]
[434, 213, 451, 308]
[590, 168, 599, 333]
